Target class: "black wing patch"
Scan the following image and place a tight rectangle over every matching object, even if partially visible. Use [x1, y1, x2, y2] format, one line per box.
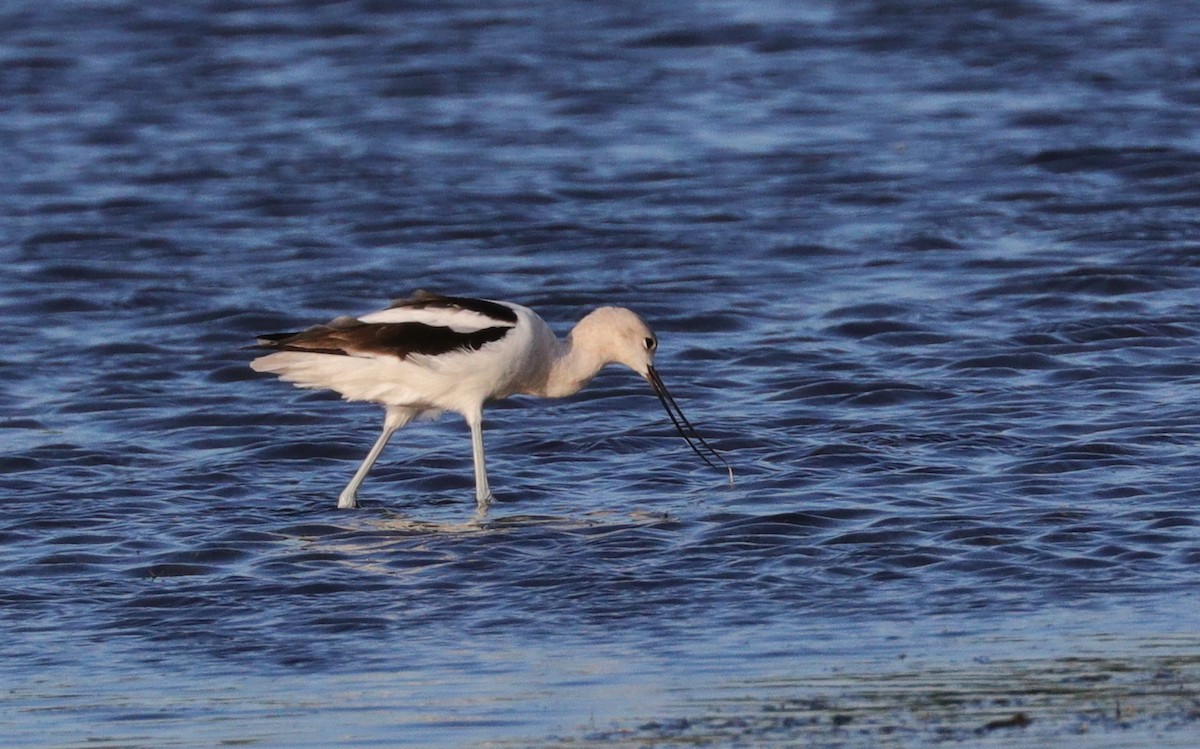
[256, 320, 511, 359]
[388, 290, 519, 325]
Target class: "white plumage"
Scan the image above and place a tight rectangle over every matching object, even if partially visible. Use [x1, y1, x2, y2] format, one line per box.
[251, 292, 728, 510]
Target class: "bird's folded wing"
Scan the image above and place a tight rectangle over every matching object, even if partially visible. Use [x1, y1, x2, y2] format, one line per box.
[256, 320, 512, 360]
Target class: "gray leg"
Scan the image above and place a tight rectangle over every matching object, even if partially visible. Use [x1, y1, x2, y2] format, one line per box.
[338, 408, 412, 509]
[466, 412, 493, 509]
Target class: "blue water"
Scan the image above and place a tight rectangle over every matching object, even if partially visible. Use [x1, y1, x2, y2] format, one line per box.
[3, 1, 1200, 746]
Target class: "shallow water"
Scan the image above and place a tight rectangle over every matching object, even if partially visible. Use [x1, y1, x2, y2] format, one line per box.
[3, 0, 1200, 746]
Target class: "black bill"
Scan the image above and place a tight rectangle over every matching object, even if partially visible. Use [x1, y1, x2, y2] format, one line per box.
[645, 365, 734, 485]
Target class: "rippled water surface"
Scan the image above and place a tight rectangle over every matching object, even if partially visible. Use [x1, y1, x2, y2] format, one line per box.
[3, 1, 1200, 746]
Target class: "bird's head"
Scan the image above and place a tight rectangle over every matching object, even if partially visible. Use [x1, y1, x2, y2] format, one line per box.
[573, 306, 659, 377]
[572, 306, 731, 482]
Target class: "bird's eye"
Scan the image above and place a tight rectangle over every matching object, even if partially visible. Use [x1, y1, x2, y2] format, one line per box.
[644, 337, 657, 351]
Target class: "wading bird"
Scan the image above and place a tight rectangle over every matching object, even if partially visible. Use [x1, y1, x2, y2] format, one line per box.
[251, 292, 729, 510]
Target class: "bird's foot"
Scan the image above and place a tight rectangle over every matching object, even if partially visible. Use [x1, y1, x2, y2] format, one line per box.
[337, 492, 359, 510]
[473, 493, 493, 522]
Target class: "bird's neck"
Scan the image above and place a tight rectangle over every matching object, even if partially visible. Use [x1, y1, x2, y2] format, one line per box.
[537, 335, 609, 399]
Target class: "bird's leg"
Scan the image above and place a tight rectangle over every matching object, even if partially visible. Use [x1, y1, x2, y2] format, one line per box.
[338, 425, 395, 509]
[466, 412, 493, 509]
[337, 408, 411, 509]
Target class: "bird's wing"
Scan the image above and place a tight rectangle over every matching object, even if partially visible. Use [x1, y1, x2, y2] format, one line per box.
[255, 295, 518, 361]
[366, 292, 520, 331]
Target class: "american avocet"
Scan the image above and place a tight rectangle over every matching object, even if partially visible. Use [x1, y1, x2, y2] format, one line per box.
[251, 291, 730, 510]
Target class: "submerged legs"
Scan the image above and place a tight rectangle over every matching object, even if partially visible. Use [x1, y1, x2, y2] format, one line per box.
[338, 407, 413, 509]
[466, 412, 493, 511]
[334, 406, 493, 512]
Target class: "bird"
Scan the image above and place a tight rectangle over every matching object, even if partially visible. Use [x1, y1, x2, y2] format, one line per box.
[250, 291, 730, 510]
